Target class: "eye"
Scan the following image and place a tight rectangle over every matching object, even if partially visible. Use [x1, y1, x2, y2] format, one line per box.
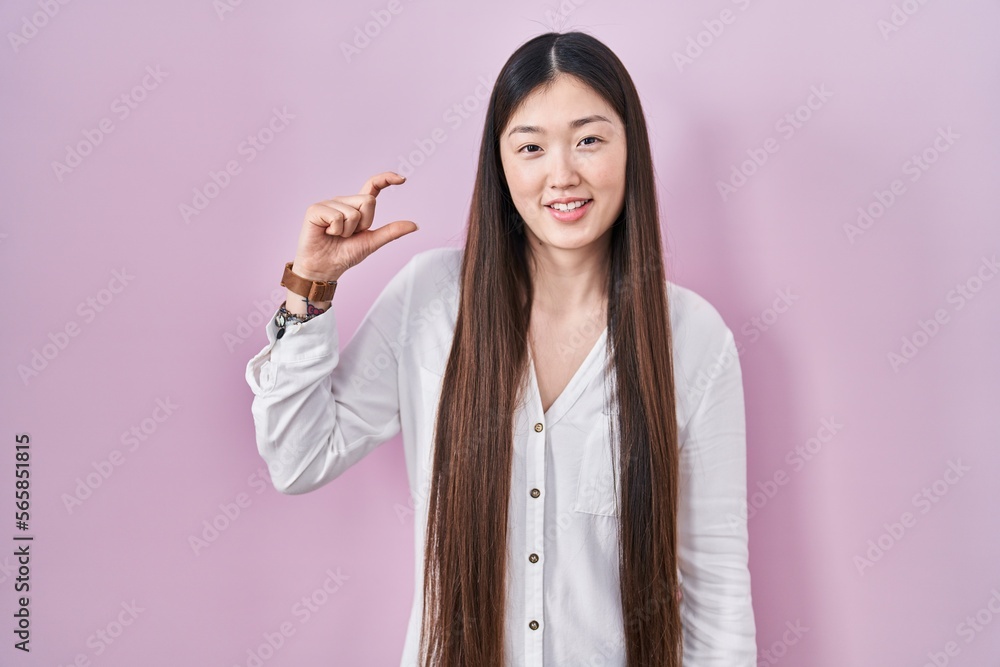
[517, 137, 601, 154]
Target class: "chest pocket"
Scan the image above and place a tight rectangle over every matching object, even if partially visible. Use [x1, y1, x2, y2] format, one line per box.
[572, 410, 620, 517]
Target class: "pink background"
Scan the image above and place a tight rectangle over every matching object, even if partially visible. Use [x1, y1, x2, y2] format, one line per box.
[3, 0, 999, 665]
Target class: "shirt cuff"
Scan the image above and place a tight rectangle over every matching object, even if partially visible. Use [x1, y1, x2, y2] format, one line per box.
[245, 303, 340, 394]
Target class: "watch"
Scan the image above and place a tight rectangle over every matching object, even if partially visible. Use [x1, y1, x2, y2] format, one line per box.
[281, 261, 338, 301]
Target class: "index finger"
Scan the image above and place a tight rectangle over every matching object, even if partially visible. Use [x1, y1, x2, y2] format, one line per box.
[359, 171, 407, 197]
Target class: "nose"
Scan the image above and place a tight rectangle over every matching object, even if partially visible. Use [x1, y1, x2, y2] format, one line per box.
[547, 148, 580, 191]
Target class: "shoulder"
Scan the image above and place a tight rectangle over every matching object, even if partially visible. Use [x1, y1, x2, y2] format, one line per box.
[404, 246, 463, 294]
[396, 247, 463, 364]
[391, 246, 463, 334]
[378, 246, 462, 294]
[666, 280, 741, 418]
[666, 280, 735, 350]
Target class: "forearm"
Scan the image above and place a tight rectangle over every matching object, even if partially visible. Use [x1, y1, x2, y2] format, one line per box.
[284, 288, 331, 316]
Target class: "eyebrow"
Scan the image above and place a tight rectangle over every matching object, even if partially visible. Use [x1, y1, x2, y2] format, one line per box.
[506, 114, 614, 139]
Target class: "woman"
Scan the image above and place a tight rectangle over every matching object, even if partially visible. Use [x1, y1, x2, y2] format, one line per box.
[245, 30, 756, 666]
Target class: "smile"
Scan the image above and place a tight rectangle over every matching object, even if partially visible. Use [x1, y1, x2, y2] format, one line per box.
[545, 198, 593, 223]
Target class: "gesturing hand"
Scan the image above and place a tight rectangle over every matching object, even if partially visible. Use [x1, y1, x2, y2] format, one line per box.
[292, 171, 419, 281]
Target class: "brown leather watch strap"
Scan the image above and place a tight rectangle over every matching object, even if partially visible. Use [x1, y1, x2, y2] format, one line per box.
[281, 261, 337, 301]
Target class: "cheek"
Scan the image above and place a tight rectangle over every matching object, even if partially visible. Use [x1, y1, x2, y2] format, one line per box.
[590, 153, 627, 197]
[503, 166, 538, 204]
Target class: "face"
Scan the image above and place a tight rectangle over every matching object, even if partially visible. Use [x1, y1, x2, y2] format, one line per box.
[499, 74, 627, 255]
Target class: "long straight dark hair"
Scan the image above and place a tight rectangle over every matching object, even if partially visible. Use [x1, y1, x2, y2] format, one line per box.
[418, 31, 682, 667]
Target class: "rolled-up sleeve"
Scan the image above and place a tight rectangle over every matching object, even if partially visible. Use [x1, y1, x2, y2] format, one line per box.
[244, 257, 414, 494]
[677, 327, 757, 665]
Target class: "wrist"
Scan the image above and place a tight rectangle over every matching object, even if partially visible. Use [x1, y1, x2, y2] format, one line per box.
[285, 290, 331, 316]
[291, 259, 342, 283]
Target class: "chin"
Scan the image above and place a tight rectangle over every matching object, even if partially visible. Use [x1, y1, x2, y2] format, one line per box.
[532, 227, 603, 251]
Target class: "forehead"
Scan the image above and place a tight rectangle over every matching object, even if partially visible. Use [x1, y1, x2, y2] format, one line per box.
[507, 75, 619, 127]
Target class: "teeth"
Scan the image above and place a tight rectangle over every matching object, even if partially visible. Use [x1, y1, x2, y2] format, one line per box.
[549, 199, 590, 211]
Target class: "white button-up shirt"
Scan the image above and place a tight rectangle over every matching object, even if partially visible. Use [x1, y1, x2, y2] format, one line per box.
[245, 247, 756, 666]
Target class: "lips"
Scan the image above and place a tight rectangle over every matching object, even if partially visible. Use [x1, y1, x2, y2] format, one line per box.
[545, 198, 593, 210]
[545, 198, 593, 222]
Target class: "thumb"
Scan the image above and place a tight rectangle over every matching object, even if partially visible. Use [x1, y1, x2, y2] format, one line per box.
[366, 220, 419, 254]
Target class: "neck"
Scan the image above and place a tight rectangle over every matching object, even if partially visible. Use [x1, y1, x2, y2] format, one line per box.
[527, 235, 610, 320]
